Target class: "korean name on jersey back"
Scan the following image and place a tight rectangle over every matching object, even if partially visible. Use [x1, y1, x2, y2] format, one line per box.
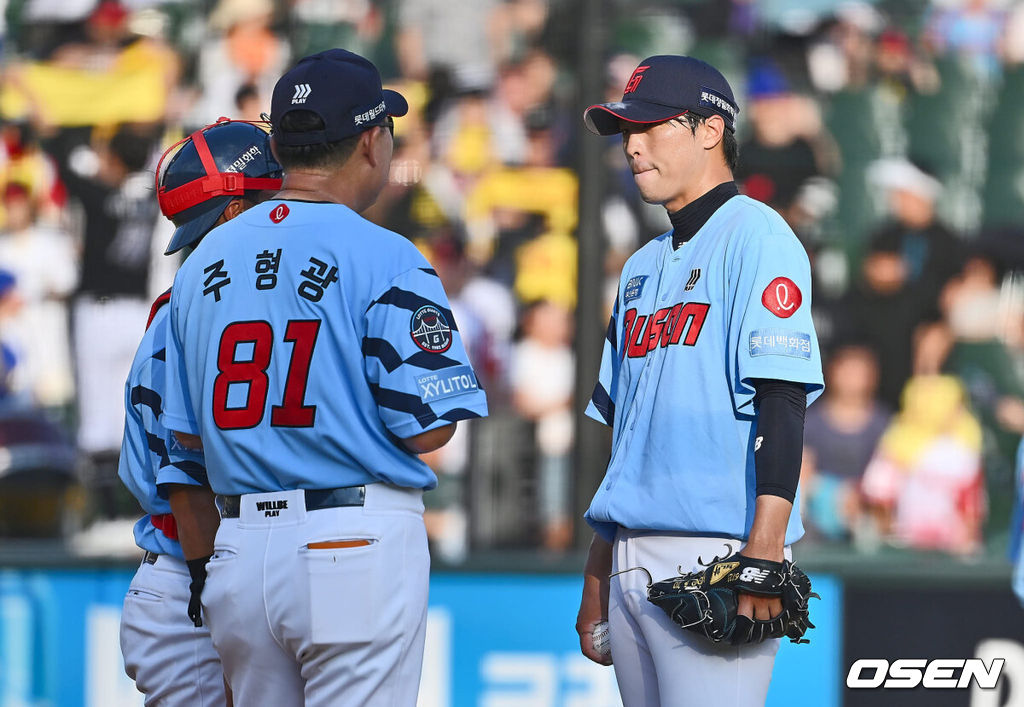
[201, 249, 338, 303]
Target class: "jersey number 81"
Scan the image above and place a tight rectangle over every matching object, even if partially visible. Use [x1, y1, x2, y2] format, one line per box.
[212, 319, 321, 430]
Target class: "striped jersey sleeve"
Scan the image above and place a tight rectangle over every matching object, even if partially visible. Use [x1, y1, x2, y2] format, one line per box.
[363, 265, 488, 438]
[161, 285, 201, 437]
[118, 305, 208, 508]
[585, 294, 619, 427]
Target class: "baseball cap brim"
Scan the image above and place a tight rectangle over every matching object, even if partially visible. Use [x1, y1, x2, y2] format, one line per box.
[583, 100, 689, 136]
[383, 89, 409, 118]
[164, 199, 226, 255]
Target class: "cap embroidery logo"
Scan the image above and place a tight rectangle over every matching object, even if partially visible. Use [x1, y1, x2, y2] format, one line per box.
[624, 66, 650, 94]
[354, 101, 386, 126]
[225, 145, 262, 173]
[698, 86, 737, 120]
[291, 83, 311, 104]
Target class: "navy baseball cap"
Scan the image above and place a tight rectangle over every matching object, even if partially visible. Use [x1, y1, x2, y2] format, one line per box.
[270, 49, 408, 146]
[584, 55, 739, 136]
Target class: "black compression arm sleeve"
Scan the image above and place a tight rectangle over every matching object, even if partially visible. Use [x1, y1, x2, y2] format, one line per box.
[752, 379, 807, 503]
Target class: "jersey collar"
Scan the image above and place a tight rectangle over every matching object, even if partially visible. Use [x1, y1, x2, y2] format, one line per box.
[669, 181, 739, 249]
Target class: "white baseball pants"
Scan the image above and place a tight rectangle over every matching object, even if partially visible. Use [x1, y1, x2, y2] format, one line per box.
[609, 530, 789, 707]
[202, 484, 430, 706]
[73, 296, 147, 454]
[119, 554, 227, 706]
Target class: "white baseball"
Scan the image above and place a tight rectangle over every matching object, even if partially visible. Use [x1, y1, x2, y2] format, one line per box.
[591, 620, 611, 658]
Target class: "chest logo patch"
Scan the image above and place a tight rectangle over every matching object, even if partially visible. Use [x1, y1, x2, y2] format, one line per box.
[269, 203, 290, 223]
[685, 268, 701, 291]
[411, 305, 452, 353]
[623, 275, 649, 305]
[761, 277, 801, 318]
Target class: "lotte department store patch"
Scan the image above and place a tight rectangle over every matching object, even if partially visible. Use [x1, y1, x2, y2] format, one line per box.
[749, 329, 812, 359]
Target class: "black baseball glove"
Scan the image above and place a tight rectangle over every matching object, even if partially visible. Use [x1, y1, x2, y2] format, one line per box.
[645, 549, 818, 645]
[186, 554, 212, 628]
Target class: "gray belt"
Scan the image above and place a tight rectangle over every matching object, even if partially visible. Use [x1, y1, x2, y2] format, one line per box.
[217, 486, 366, 518]
[142, 550, 159, 565]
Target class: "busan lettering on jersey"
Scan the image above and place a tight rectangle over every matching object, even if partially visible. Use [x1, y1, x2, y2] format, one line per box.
[621, 301, 710, 359]
[202, 251, 339, 303]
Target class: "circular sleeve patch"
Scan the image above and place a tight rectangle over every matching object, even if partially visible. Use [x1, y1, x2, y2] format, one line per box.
[411, 305, 452, 353]
[761, 277, 802, 318]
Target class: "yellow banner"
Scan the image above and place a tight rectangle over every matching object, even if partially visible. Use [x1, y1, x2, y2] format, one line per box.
[2, 42, 171, 126]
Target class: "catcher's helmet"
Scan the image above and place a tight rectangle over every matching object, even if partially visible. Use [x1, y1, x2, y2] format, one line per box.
[156, 118, 283, 255]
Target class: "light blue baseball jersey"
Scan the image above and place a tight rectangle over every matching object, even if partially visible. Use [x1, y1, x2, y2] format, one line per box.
[161, 200, 488, 495]
[585, 195, 824, 545]
[118, 298, 210, 559]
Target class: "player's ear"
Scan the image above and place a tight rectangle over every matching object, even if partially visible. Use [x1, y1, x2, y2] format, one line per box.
[221, 198, 247, 222]
[702, 115, 725, 152]
[360, 128, 382, 169]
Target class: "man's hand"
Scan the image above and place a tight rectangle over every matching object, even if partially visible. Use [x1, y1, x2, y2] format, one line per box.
[576, 534, 613, 666]
[737, 592, 783, 623]
[739, 494, 791, 622]
[167, 485, 220, 627]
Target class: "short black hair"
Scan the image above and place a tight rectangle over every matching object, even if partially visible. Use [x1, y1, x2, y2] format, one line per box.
[679, 113, 739, 172]
[272, 110, 361, 170]
[722, 129, 739, 172]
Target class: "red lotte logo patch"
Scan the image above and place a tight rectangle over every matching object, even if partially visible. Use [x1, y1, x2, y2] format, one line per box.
[269, 203, 290, 223]
[762, 277, 802, 318]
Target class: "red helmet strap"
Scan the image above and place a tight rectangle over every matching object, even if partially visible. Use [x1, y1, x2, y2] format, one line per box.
[156, 120, 283, 219]
[191, 125, 220, 180]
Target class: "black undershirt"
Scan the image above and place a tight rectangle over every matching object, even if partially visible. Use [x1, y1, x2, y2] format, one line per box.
[667, 181, 805, 502]
[669, 181, 739, 249]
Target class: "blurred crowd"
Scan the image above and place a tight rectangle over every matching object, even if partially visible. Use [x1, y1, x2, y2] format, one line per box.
[0, 0, 1023, 561]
